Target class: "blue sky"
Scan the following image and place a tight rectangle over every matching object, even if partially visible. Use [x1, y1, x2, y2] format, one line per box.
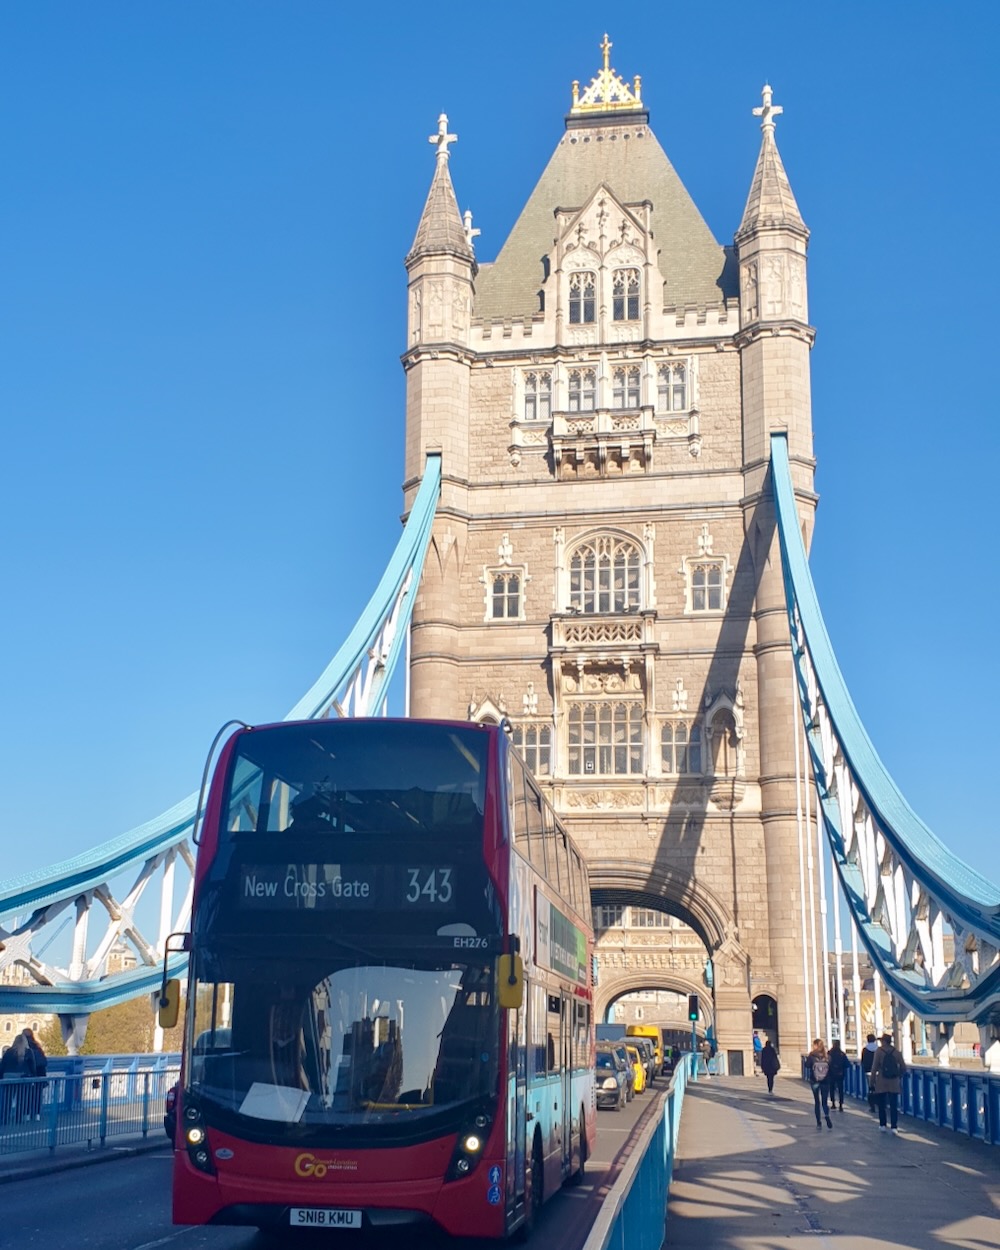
[1, 2, 997, 893]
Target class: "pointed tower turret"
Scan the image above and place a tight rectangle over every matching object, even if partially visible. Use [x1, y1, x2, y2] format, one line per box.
[736, 84, 813, 471]
[407, 115, 476, 265]
[402, 115, 477, 714]
[737, 85, 806, 240]
[403, 113, 476, 493]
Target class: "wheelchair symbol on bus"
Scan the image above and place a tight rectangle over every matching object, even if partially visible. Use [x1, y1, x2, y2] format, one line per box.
[487, 1184, 502, 1205]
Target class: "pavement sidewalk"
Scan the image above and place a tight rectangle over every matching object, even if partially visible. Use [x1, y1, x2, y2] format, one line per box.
[0, 1133, 168, 1185]
[666, 1073, 1000, 1250]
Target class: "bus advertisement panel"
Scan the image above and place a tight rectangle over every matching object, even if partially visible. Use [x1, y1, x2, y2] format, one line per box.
[167, 719, 594, 1240]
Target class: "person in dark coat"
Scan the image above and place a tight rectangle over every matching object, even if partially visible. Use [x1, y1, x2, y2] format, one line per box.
[22, 1028, 47, 1119]
[759, 1039, 780, 1093]
[860, 1033, 878, 1113]
[871, 1033, 906, 1134]
[0, 1034, 37, 1124]
[826, 1039, 847, 1110]
[804, 1038, 833, 1130]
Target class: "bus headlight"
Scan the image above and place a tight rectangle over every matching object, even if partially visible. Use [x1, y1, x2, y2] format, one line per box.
[180, 1100, 215, 1175]
[446, 1110, 493, 1181]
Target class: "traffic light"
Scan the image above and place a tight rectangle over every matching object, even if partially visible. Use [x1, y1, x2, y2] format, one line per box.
[687, 993, 699, 1021]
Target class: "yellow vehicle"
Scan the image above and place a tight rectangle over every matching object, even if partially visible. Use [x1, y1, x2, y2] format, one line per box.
[625, 1044, 647, 1094]
[627, 1024, 663, 1072]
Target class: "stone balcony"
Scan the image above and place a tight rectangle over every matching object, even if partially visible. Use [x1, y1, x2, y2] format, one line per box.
[550, 610, 657, 657]
[550, 404, 656, 476]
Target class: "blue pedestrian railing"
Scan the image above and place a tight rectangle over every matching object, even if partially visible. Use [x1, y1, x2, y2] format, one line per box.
[0, 1061, 179, 1158]
[829, 1060, 999, 1145]
[582, 1052, 697, 1250]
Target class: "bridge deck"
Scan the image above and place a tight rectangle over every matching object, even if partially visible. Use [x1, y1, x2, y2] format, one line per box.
[668, 1074, 999, 1249]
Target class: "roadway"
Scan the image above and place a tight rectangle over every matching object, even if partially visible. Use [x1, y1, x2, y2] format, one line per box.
[0, 1078, 661, 1250]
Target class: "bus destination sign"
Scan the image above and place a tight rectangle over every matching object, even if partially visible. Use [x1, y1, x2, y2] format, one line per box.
[238, 864, 456, 911]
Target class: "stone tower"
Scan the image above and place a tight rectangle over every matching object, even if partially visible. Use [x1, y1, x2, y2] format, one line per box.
[402, 40, 815, 1065]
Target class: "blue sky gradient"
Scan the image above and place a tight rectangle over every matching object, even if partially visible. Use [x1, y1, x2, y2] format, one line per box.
[1, 3, 996, 887]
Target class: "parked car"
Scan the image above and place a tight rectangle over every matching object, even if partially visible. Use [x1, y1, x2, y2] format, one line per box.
[164, 1080, 178, 1141]
[625, 1044, 647, 1094]
[632, 1036, 657, 1086]
[595, 1047, 628, 1111]
[610, 1042, 636, 1101]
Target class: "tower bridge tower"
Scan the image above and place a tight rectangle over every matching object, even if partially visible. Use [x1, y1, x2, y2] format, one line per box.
[402, 40, 816, 1066]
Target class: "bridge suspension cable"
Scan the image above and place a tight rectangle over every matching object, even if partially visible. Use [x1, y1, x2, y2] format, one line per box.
[771, 432, 1000, 1023]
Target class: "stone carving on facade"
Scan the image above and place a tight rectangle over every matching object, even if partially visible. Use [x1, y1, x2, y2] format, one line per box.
[741, 260, 758, 321]
[427, 280, 444, 335]
[787, 253, 806, 319]
[565, 789, 644, 810]
[497, 533, 513, 566]
[522, 682, 538, 716]
[762, 254, 786, 318]
[410, 288, 421, 343]
[697, 523, 714, 557]
[467, 694, 507, 724]
[672, 677, 688, 713]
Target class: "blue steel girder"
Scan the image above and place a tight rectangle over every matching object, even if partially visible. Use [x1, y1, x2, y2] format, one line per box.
[0, 455, 442, 1014]
[770, 433, 1000, 1023]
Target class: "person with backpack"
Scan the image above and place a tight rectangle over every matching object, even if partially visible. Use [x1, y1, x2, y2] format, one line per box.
[871, 1032, 906, 1134]
[860, 1033, 879, 1113]
[805, 1038, 833, 1130]
[826, 1039, 847, 1111]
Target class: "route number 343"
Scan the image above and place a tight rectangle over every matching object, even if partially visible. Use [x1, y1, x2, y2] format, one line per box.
[405, 867, 453, 905]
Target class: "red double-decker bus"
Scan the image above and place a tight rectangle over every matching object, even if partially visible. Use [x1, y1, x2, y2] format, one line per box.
[163, 718, 595, 1239]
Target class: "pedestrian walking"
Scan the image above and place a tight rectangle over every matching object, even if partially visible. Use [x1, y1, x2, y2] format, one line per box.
[870, 1032, 906, 1134]
[860, 1033, 878, 1112]
[759, 1039, 780, 1093]
[22, 1028, 48, 1119]
[805, 1038, 833, 1130]
[827, 1039, 847, 1110]
[0, 1034, 37, 1124]
[752, 1030, 763, 1074]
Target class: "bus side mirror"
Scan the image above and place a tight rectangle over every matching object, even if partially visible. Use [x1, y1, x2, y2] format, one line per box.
[158, 978, 181, 1029]
[497, 953, 524, 1011]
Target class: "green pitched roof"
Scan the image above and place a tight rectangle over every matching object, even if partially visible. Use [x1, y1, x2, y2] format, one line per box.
[475, 114, 735, 322]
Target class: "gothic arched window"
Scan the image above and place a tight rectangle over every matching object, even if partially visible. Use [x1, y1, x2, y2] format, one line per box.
[569, 536, 641, 613]
[692, 563, 724, 612]
[612, 268, 640, 321]
[612, 366, 641, 409]
[523, 371, 552, 422]
[661, 723, 702, 775]
[511, 723, 552, 776]
[568, 701, 644, 776]
[657, 363, 687, 412]
[491, 572, 520, 619]
[569, 272, 597, 324]
[568, 369, 596, 413]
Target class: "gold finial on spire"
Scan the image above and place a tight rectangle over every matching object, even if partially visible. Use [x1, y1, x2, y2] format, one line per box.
[753, 83, 783, 134]
[428, 113, 458, 163]
[570, 34, 643, 114]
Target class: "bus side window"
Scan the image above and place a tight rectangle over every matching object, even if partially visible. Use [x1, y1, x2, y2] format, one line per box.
[511, 756, 529, 851]
[525, 781, 546, 876]
[570, 849, 584, 917]
[547, 1033, 556, 1072]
